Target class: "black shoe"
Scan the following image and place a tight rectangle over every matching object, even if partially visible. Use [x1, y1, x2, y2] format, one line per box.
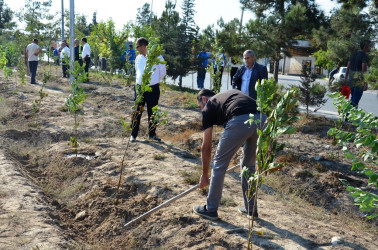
[193, 205, 218, 220]
[30, 82, 37, 84]
[238, 207, 258, 219]
[148, 135, 161, 142]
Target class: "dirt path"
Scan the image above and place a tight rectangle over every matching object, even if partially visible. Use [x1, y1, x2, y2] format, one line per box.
[0, 148, 70, 249]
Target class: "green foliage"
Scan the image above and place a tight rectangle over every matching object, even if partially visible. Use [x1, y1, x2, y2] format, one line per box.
[364, 50, 378, 89]
[243, 77, 299, 248]
[91, 20, 129, 75]
[328, 92, 377, 219]
[294, 65, 327, 116]
[3, 66, 12, 82]
[322, 4, 374, 66]
[136, 3, 153, 27]
[4, 42, 18, 67]
[313, 49, 337, 71]
[32, 72, 49, 126]
[215, 18, 244, 59]
[17, 56, 26, 86]
[64, 62, 88, 154]
[0, 0, 15, 32]
[0, 46, 7, 70]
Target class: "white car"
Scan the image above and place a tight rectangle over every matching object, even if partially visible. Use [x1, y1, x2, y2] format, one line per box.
[331, 67, 347, 84]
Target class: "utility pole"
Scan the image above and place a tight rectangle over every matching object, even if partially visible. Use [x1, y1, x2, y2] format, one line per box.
[150, 0, 153, 24]
[61, 0, 64, 41]
[239, 7, 244, 34]
[69, 0, 75, 84]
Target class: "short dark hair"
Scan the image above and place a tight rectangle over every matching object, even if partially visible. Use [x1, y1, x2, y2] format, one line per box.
[197, 89, 215, 101]
[136, 37, 149, 46]
[82, 37, 87, 43]
[360, 40, 372, 50]
[33, 38, 38, 43]
[129, 44, 133, 48]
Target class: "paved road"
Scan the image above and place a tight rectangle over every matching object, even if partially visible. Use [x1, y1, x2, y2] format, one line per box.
[166, 72, 378, 118]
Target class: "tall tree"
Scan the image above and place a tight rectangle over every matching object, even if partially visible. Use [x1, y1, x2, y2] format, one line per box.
[181, 0, 198, 42]
[136, 3, 154, 27]
[92, 19, 129, 75]
[180, 0, 199, 78]
[0, 0, 15, 32]
[241, 0, 325, 82]
[153, 0, 186, 83]
[215, 18, 244, 60]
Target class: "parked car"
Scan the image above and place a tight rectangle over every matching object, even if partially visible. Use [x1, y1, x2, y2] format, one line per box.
[331, 67, 347, 84]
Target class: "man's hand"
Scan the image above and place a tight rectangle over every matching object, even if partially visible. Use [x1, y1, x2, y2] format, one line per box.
[199, 174, 210, 188]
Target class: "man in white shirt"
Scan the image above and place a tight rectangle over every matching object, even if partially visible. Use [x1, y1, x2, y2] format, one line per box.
[130, 37, 166, 143]
[26, 38, 42, 84]
[60, 42, 70, 78]
[81, 37, 91, 82]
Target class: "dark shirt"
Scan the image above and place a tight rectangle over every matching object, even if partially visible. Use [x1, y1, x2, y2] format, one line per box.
[74, 46, 82, 61]
[202, 89, 257, 130]
[350, 51, 369, 72]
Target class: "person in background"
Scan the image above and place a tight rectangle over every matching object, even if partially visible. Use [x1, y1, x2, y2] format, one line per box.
[197, 49, 209, 89]
[230, 56, 240, 83]
[130, 37, 166, 143]
[213, 52, 227, 83]
[52, 46, 60, 66]
[344, 40, 373, 108]
[81, 37, 91, 82]
[60, 42, 70, 78]
[26, 38, 42, 84]
[232, 50, 268, 100]
[74, 39, 83, 67]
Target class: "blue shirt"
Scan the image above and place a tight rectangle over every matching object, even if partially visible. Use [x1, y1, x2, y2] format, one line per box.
[241, 64, 255, 95]
[198, 51, 209, 68]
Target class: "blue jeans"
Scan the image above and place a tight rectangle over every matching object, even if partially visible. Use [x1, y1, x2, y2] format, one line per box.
[29, 61, 38, 83]
[206, 113, 267, 213]
[197, 68, 206, 89]
[350, 86, 363, 108]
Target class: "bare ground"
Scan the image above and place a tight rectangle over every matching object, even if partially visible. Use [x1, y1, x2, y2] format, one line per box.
[0, 66, 377, 249]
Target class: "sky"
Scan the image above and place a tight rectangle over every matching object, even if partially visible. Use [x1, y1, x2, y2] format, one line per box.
[5, 0, 340, 31]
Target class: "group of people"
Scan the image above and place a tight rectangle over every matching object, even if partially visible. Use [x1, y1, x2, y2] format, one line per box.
[26, 37, 91, 84]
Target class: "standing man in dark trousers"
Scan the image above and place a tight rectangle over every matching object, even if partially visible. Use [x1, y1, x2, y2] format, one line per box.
[192, 89, 266, 220]
[60, 42, 70, 78]
[26, 38, 42, 84]
[344, 40, 372, 108]
[232, 50, 268, 100]
[81, 37, 91, 82]
[130, 37, 166, 143]
[74, 39, 83, 67]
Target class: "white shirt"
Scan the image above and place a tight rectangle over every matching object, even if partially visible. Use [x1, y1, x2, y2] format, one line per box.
[60, 46, 70, 59]
[135, 54, 166, 86]
[82, 43, 91, 59]
[26, 43, 40, 61]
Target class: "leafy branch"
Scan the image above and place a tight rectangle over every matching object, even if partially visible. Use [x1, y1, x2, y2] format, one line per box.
[242, 78, 299, 249]
[328, 92, 377, 219]
[64, 62, 88, 156]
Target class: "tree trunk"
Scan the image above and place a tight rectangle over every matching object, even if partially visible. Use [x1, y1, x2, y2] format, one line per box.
[274, 59, 279, 83]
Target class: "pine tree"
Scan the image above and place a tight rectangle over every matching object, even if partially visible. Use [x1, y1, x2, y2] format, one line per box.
[295, 65, 327, 116]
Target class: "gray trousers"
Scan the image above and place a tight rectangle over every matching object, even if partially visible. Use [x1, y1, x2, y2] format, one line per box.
[206, 113, 266, 213]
